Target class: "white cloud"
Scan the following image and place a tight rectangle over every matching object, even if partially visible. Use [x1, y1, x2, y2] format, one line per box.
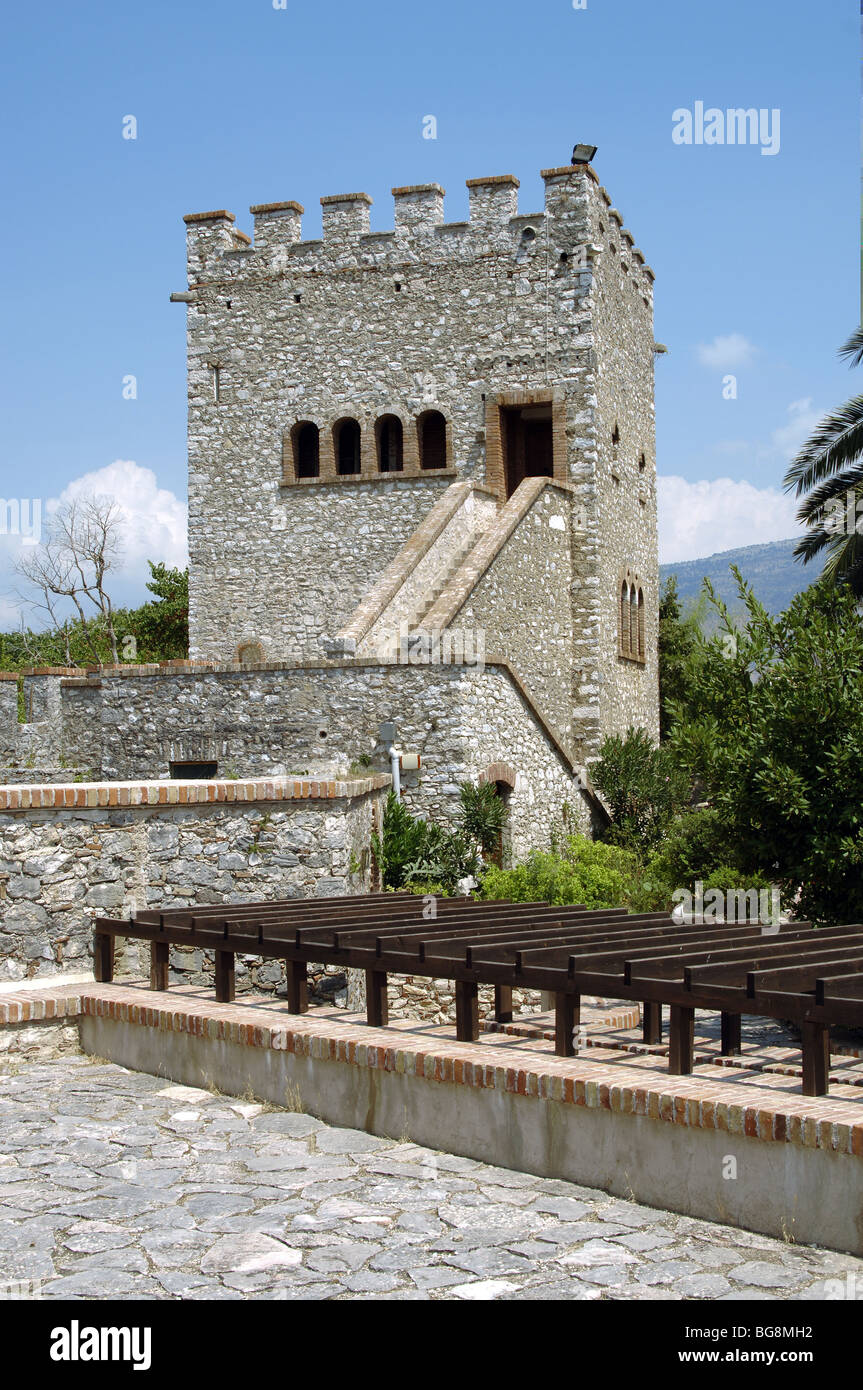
[57, 460, 187, 576]
[658, 474, 800, 564]
[1, 460, 187, 629]
[696, 333, 757, 370]
[769, 397, 823, 460]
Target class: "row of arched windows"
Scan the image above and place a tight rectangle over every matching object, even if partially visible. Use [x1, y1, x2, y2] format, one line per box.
[619, 570, 646, 664]
[288, 410, 448, 481]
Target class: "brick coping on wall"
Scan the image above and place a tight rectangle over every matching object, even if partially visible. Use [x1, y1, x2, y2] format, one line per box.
[4, 981, 863, 1155]
[0, 774, 391, 811]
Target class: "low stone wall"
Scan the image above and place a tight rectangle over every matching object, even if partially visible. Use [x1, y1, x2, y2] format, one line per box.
[0, 776, 388, 986]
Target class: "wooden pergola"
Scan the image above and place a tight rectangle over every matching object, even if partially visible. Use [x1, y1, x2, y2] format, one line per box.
[94, 893, 863, 1097]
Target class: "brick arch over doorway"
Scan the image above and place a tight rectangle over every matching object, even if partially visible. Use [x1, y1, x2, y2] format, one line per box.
[478, 761, 518, 790]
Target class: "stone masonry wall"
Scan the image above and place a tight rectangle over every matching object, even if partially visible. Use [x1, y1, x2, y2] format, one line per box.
[34, 659, 595, 857]
[0, 778, 387, 989]
[589, 189, 660, 746]
[445, 482, 575, 746]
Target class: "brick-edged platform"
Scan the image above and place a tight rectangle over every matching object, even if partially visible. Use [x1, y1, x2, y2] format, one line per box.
[3, 978, 863, 1257]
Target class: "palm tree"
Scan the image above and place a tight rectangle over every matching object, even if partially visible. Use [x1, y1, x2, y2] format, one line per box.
[784, 328, 863, 595]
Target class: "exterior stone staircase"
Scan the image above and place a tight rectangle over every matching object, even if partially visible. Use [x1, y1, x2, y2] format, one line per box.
[333, 475, 554, 661]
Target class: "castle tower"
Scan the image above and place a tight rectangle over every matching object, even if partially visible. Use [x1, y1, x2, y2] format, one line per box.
[177, 152, 659, 760]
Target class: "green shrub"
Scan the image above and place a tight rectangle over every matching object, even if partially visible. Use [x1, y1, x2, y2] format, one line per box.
[458, 782, 508, 856]
[642, 808, 738, 888]
[371, 792, 480, 893]
[479, 836, 639, 909]
[701, 865, 771, 895]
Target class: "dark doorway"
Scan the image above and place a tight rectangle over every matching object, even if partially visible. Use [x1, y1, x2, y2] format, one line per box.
[501, 404, 553, 498]
[418, 410, 447, 470]
[170, 761, 218, 780]
[487, 780, 512, 868]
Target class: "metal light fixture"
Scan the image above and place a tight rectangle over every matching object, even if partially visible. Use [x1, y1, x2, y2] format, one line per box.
[571, 144, 598, 165]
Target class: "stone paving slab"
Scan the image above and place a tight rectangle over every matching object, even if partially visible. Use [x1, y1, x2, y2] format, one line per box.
[0, 1054, 859, 1302]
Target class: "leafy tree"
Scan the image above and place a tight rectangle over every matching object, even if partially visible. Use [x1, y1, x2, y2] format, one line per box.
[591, 726, 689, 855]
[658, 577, 704, 738]
[0, 563, 189, 670]
[784, 327, 863, 594]
[668, 569, 863, 924]
[127, 564, 189, 661]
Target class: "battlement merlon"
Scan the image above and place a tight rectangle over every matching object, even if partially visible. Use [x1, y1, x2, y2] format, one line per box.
[249, 200, 304, 253]
[180, 161, 655, 285]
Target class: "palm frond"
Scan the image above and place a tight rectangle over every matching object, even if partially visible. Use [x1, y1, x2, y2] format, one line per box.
[839, 326, 863, 367]
[783, 395, 863, 495]
[794, 463, 863, 523]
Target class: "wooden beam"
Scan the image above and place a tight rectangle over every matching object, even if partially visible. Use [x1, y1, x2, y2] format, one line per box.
[285, 960, 308, 1014]
[93, 931, 114, 984]
[215, 949, 235, 1003]
[720, 1011, 741, 1056]
[642, 1000, 662, 1045]
[455, 980, 479, 1043]
[150, 941, 170, 992]
[801, 1020, 830, 1097]
[494, 984, 513, 1023]
[554, 992, 581, 1057]
[366, 970, 388, 1027]
[668, 1005, 695, 1075]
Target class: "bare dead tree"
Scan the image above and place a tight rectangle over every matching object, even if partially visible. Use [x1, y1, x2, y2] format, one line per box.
[14, 495, 124, 666]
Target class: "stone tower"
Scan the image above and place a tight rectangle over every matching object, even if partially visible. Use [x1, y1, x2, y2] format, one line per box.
[179, 152, 659, 769]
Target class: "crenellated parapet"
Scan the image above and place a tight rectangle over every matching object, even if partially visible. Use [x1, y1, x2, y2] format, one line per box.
[179, 161, 655, 292]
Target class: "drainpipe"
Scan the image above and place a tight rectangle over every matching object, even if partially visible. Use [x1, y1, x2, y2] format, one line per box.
[388, 742, 401, 797]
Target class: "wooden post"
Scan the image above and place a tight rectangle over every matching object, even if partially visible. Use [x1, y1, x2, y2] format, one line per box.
[365, 970, 388, 1027]
[668, 1005, 695, 1075]
[215, 950, 235, 1003]
[150, 941, 170, 992]
[93, 931, 115, 983]
[554, 992, 581, 1058]
[494, 984, 513, 1024]
[642, 1000, 662, 1045]
[286, 960, 308, 1014]
[801, 1020, 830, 1097]
[721, 1012, 742, 1056]
[455, 980, 479, 1043]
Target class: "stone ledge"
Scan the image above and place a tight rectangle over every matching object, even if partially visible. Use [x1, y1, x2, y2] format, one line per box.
[279, 468, 458, 489]
[0, 774, 391, 811]
[250, 200, 304, 215]
[70, 984, 863, 1151]
[184, 210, 235, 224]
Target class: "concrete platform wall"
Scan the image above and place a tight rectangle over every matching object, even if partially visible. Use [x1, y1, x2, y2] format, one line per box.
[74, 988, 863, 1259]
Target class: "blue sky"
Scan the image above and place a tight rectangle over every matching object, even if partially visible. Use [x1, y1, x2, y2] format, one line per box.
[0, 0, 859, 619]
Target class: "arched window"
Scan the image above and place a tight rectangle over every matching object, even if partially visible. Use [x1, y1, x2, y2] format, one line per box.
[619, 569, 646, 664]
[417, 410, 447, 470]
[619, 581, 630, 657]
[291, 421, 319, 479]
[629, 584, 638, 659]
[334, 417, 361, 475]
[376, 414, 404, 472]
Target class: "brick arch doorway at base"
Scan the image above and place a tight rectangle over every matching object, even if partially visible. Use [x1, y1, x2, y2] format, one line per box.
[477, 762, 517, 868]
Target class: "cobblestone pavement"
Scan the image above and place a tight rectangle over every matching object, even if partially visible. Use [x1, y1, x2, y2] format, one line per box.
[0, 1055, 859, 1301]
